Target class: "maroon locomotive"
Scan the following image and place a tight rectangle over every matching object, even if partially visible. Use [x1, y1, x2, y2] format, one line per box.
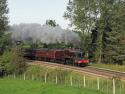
[24, 48, 89, 67]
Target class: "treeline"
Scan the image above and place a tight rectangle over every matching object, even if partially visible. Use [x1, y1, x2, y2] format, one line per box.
[23, 41, 74, 49]
[64, 0, 125, 64]
[0, 0, 26, 77]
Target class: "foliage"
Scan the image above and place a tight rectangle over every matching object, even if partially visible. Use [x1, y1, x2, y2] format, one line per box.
[44, 42, 73, 49]
[0, 0, 8, 34]
[46, 20, 58, 27]
[64, 0, 125, 64]
[0, 32, 12, 55]
[0, 45, 27, 75]
[97, 0, 125, 64]
[0, 0, 9, 54]
[22, 41, 74, 49]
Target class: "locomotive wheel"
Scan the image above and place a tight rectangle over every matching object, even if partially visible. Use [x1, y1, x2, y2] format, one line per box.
[74, 63, 78, 66]
[65, 59, 71, 65]
[75, 63, 81, 67]
[65, 59, 68, 65]
[79, 63, 87, 67]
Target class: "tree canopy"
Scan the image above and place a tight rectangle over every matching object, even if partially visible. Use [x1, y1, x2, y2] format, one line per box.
[0, 0, 27, 76]
[64, 0, 125, 64]
[46, 20, 58, 27]
[0, 0, 9, 54]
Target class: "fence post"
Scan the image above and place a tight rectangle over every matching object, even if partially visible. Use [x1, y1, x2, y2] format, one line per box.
[97, 77, 100, 90]
[32, 75, 34, 80]
[23, 73, 26, 80]
[5, 73, 7, 77]
[14, 73, 16, 79]
[70, 76, 73, 86]
[45, 73, 47, 83]
[8, 74, 10, 78]
[106, 79, 108, 94]
[56, 75, 58, 84]
[84, 75, 86, 88]
[113, 78, 115, 94]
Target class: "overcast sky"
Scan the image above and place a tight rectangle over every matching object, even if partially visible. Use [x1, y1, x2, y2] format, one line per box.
[8, 0, 69, 29]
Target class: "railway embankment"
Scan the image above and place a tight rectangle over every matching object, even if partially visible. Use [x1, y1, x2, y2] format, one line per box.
[91, 63, 125, 72]
[29, 61, 125, 80]
[24, 62, 125, 94]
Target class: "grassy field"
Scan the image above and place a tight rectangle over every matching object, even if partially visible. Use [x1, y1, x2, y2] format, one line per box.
[0, 78, 105, 94]
[7, 65, 125, 94]
[1, 65, 124, 94]
[91, 63, 125, 72]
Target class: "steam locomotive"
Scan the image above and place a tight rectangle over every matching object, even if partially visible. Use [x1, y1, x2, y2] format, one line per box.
[24, 48, 89, 67]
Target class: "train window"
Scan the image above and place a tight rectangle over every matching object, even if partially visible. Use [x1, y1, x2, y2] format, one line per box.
[76, 52, 84, 58]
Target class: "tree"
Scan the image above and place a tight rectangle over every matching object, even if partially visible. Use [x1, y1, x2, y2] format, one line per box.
[8, 45, 27, 74]
[64, 0, 100, 52]
[64, 0, 102, 60]
[0, 32, 12, 55]
[0, 45, 27, 75]
[102, 1, 125, 64]
[46, 20, 58, 27]
[64, 0, 125, 64]
[0, 0, 9, 54]
[95, 0, 125, 64]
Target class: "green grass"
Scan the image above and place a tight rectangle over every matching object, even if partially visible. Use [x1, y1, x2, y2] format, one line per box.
[24, 65, 125, 94]
[92, 63, 125, 72]
[0, 78, 105, 94]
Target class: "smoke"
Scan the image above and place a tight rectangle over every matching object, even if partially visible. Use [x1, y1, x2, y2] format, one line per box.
[10, 23, 80, 46]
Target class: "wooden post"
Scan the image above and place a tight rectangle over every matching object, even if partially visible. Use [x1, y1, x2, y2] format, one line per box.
[97, 77, 100, 90]
[107, 79, 108, 94]
[8, 74, 10, 78]
[32, 75, 34, 80]
[113, 79, 115, 94]
[56, 75, 58, 84]
[70, 76, 73, 86]
[14, 73, 16, 79]
[24, 73, 26, 80]
[120, 82, 121, 94]
[84, 75, 86, 88]
[5, 73, 7, 77]
[45, 73, 47, 83]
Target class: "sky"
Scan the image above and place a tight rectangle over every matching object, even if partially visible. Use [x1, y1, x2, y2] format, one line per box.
[8, 0, 69, 29]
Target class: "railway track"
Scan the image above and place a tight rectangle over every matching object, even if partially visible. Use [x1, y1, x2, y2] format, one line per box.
[29, 60, 125, 80]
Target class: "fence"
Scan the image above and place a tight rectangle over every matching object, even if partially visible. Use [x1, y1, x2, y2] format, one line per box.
[7, 72, 125, 94]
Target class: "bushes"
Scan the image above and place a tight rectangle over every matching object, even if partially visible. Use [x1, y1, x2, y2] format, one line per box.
[0, 46, 27, 76]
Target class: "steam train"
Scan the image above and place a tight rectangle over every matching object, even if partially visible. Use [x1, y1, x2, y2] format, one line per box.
[24, 48, 89, 67]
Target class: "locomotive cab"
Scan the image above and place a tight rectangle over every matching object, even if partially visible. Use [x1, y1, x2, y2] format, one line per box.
[74, 52, 89, 67]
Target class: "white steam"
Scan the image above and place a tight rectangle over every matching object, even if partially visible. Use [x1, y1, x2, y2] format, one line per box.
[10, 23, 80, 46]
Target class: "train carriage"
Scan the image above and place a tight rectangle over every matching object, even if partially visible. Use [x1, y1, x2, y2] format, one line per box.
[24, 48, 89, 67]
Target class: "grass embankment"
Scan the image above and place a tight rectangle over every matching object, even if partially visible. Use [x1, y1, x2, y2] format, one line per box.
[24, 65, 125, 94]
[0, 78, 104, 94]
[92, 63, 125, 72]
[1, 65, 124, 94]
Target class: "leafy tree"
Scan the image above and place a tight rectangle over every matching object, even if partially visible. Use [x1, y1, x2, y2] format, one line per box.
[46, 20, 58, 27]
[0, 45, 27, 75]
[95, 0, 125, 64]
[9, 45, 27, 74]
[0, 32, 12, 55]
[101, 1, 125, 64]
[64, 0, 125, 64]
[0, 0, 27, 76]
[0, 0, 9, 54]
[64, 0, 100, 52]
